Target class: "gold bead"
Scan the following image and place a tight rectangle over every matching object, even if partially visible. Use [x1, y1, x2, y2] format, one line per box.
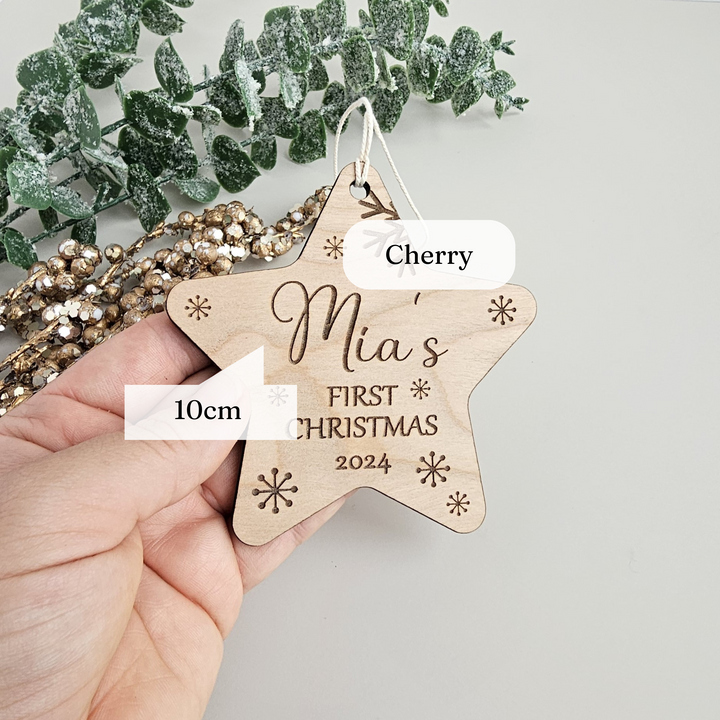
[154, 248, 171, 264]
[70, 257, 94, 278]
[104, 244, 125, 263]
[178, 211, 195, 228]
[82, 325, 104, 346]
[164, 251, 186, 273]
[104, 303, 121, 323]
[28, 261, 47, 277]
[58, 238, 81, 260]
[123, 308, 145, 326]
[205, 208, 224, 226]
[119, 292, 139, 311]
[227, 202, 247, 223]
[203, 226, 224, 243]
[103, 283, 123, 302]
[55, 273, 77, 294]
[143, 272, 164, 294]
[78, 300, 103, 324]
[195, 241, 219, 265]
[46, 256, 66, 275]
[173, 240, 194, 257]
[57, 343, 82, 367]
[210, 257, 233, 275]
[80, 245, 102, 265]
[224, 223, 245, 243]
[193, 270, 214, 279]
[136, 256, 154, 274]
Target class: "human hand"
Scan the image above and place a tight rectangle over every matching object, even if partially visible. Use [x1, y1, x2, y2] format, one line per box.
[0, 313, 345, 720]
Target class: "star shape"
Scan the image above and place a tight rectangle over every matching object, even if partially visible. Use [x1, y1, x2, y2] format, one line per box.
[167, 165, 536, 546]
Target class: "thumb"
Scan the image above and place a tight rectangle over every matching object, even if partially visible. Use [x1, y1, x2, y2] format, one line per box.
[0, 431, 237, 580]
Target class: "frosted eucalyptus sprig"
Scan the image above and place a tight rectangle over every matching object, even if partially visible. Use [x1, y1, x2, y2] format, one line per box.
[0, 0, 527, 270]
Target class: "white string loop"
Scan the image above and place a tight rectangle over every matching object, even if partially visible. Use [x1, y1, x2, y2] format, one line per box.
[333, 97, 424, 224]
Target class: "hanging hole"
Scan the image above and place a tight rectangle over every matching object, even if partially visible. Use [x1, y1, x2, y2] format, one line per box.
[350, 182, 370, 200]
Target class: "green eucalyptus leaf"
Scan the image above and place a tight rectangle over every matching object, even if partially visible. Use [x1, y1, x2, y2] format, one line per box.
[369, 0, 415, 61]
[123, 90, 189, 145]
[38, 206, 59, 231]
[165, 0, 193, 6]
[0, 195, 8, 218]
[288, 109, 326, 164]
[118, 126, 164, 177]
[359, 8, 372, 28]
[219, 19, 244, 73]
[483, 69, 516, 99]
[212, 135, 260, 192]
[84, 146, 128, 174]
[78, 51, 142, 89]
[206, 75, 248, 128]
[7, 160, 51, 210]
[251, 135, 277, 171]
[490, 31, 503, 50]
[8, 122, 42, 154]
[447, 26, 487, 86]
[427, 71, 454, 103]
[234, 59, 262, 121]
[320, 81, 349, 134]
[71, 217, 98, 245]
[373, 65, 409, 132]
[243, 41, 266, 93]
[0, 147, 19, 175]
[16, 48, 82, 102]
[259, 96, 299, 139]
[451, 77, 483, 116]
[279, 67, 306, 109]
[432, 0, 448, 17]
[174, 174, 220, 203]
[341, 34, 375, 92]
[307, 56, 329, 92]
[140, 0, 185, 35]
[411, 0, 430, 41]
[158, 130, 198, 179]
[0, 228, 37, 270]
[50, 185, 93, 219]
[190, 105, 222, 126]
[300, 7, 320, 44]
[63, 86, 101, 149]
[127, 163, 171, 230]
[407, 41, 442, 97]
[261, 6, 311, 73]
[55, 21, 86, 63]
[154, 38, 194, 102]
[78, 0, 135, 52]
[374, 47, 394, 89]
[316, 0, 346, 43]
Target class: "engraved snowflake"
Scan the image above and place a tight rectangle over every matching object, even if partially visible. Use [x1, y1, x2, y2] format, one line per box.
[416, 452, 450, 487]
[324, 236, 343, 259]
[488, 295, 516, 325]
[185, 295, 211, 321]
[268, 386, 288, 406]
[447, 492, 470, 516]
[252, 468, 298, 513]
[411, 379, 431, 399]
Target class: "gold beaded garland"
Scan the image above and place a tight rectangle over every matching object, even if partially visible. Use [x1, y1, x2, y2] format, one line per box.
[0, 187, 331, 416]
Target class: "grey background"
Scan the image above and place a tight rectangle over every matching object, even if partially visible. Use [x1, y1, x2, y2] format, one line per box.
[1, 0, 719, 717]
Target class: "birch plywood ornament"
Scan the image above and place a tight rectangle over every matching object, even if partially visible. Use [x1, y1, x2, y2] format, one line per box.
[167, 163, 536, 545]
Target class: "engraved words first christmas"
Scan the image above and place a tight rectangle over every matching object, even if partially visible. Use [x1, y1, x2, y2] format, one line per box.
[167, 165, 536, 545]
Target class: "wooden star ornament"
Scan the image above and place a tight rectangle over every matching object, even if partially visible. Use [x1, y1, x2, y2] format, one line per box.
[167, 165, 536, 545]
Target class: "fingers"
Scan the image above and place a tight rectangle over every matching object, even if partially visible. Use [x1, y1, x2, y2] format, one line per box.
[233, 496, 348, 592]
[0, 430, 238, 579]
